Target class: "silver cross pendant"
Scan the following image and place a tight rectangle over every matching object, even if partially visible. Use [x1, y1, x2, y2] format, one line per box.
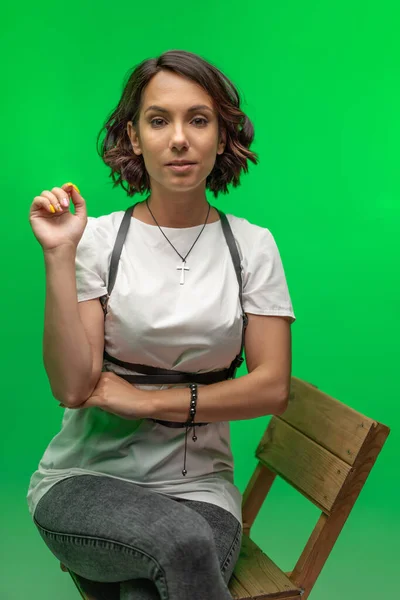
[177, 261, 189, 285]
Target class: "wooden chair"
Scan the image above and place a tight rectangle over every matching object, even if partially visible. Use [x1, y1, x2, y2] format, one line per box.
[60, 376, 390, 599]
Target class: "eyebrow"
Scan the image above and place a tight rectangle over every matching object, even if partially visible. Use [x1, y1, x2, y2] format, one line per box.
[144, 104, 214, 115]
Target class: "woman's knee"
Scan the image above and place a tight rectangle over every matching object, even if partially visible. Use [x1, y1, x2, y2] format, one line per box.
[156, 509, 217, 567]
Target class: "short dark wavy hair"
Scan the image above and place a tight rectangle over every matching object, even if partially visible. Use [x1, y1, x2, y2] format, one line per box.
[96, 49, 259, 198]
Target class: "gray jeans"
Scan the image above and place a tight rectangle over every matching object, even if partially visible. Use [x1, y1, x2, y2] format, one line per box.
[33, 474, 242, 599]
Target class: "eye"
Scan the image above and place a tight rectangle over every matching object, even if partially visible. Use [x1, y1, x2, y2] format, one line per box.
[150, 118, 165, 127]
[149, 117, 209, 128]
[192, 117, 208, 126]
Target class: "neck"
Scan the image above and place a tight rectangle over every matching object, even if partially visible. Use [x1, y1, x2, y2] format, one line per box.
[145, 188, 211, 228]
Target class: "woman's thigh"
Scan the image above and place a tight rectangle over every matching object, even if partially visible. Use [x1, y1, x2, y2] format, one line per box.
[33, 474, 242, 600]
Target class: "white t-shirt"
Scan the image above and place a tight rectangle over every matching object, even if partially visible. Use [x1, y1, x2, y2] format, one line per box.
[26, 208, 296, 526]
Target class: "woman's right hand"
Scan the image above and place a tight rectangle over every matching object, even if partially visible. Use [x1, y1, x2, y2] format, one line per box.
[29, 183, 88, 252]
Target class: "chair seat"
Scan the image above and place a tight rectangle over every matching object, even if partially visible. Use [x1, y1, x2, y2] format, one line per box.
[60, 534, 303, 600]
[228, 535, 303, 599]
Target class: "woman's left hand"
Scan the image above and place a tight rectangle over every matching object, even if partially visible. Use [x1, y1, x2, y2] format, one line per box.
[59, 372, 152, 420]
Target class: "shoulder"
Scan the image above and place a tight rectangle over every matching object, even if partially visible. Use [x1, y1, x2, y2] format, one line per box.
[78, 209, 126, 249]
[224, 212, 273, 237]
[85, 209, 126, 236]
[223, 212, 276, 258]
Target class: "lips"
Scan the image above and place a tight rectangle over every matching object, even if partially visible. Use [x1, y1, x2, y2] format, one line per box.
[166, 161, 196, 165]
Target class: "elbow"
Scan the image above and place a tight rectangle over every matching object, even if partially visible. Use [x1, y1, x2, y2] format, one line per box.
[62, 396, 88, 409]
[53, 371, 101, 408]
[257, 367, 291, 416]
[54, 392, 85, 409]
[271, 382, 291, 416]
[64, 385, 96, 408]
[274, 399, 289, 416]
[53, 387, 93, 409]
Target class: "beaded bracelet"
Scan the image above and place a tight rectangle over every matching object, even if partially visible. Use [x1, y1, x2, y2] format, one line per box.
[182, 383, 198, 476]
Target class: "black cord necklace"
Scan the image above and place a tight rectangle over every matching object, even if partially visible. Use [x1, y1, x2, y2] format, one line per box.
[145, 197, 211, 285]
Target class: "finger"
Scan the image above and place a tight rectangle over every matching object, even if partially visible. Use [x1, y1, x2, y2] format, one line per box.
[51, 187, 70, 210]
[61, 182, 81, 201]
[40, 190, 63, 213]
[61, 182, 86, 218]
[32, 194, 59, 214]
[62, 181, 81, 194]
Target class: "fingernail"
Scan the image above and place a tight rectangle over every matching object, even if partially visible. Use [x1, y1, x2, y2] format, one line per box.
[62, 198, 69, 207]
[66, 181, 80, 194]
[49, 205, 56, 213]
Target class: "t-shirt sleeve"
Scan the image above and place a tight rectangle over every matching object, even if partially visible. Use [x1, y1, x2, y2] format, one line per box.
[75, 217, 108, 303]
[242, 227, 296, 324]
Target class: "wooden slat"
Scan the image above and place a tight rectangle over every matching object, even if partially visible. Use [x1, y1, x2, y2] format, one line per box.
[282, 377, 375, 466]
[229, 534, 303, 599]
[256, 417, 351, 512]
[229, 574, 254, 599]
[242, 462, 276, 534]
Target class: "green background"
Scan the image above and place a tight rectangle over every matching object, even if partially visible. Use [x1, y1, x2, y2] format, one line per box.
[2, 1, 398, 598]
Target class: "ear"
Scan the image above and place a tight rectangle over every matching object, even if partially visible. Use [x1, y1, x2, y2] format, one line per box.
[127, 121, 142, 156]
[217, 128, 226, 155]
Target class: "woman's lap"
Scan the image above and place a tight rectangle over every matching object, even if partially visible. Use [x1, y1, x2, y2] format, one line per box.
[33, 474, 242, 600]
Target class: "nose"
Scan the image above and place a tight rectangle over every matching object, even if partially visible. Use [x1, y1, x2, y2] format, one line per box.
[168, 124, 189, 151]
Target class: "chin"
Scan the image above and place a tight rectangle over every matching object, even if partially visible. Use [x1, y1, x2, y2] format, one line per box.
[166, 185, 199, 194]
[162, 177, 204, 192]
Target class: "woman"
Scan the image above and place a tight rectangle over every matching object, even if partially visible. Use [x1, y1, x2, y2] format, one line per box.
[27, 49, 296, 600]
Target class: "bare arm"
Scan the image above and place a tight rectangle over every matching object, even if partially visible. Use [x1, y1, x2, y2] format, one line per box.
[43, 245, 105, 407]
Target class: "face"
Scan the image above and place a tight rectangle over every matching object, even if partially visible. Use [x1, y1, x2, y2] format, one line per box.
[127, 70, 226, 192]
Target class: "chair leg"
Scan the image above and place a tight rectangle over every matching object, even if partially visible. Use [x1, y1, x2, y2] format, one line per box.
[59, 564, 92, 600]
[69, 571, 89, 599]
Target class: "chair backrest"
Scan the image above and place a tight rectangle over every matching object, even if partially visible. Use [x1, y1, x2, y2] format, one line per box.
[241, 376, 390, 599]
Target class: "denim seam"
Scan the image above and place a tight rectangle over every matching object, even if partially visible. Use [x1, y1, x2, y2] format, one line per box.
[221, 521, 242, 574]
[34, 517, 169, 598]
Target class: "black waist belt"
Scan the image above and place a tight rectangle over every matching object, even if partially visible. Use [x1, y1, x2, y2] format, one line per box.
[104, 350, 238, 428]
[115, 370, 230, 385]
